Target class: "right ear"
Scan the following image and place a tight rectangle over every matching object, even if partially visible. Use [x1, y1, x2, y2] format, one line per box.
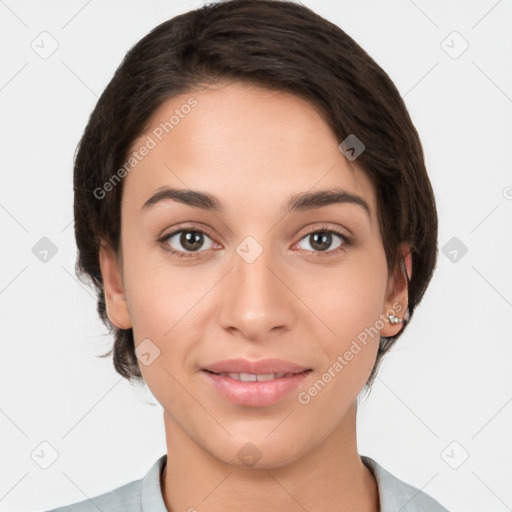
[98, 242, 132, 330]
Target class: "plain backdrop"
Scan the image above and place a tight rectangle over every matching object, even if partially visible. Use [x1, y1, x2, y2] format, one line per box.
[1, 1, 511, 511]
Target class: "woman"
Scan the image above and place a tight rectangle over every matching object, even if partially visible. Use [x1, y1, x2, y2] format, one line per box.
[47, 0, 447, 510]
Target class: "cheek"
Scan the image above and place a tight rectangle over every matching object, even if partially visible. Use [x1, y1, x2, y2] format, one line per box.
[126, 269, 205, 361]
[294, 254, 388, 387]
[296, 273, 384, 414]
[122, 247, 218, 389]
[297, 256, 388, 340]
[121, 233, 200, 333]
[123, 258, 204, 410]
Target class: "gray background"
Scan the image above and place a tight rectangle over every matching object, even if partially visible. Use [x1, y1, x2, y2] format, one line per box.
[0, 1, 511, 511]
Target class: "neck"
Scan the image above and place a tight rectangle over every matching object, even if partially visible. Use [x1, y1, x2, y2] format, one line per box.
[160, 401, 379, 512]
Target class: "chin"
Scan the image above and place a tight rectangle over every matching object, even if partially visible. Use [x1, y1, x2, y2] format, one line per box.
[209, 434, 311, 471]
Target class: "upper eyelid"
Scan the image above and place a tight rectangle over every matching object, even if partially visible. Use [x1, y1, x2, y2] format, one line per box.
[161, 223, 216, 242]
[161, 224, 350, 250]
[162, 222, 348, 238]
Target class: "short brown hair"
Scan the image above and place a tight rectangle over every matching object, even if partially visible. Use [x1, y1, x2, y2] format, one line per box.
[73, 0, 438, 389]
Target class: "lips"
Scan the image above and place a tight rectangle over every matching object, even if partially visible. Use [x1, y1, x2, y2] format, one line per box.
[210, 371, 295, 381]
[200, 358, 312, 407]
[201, 357, 311, 375]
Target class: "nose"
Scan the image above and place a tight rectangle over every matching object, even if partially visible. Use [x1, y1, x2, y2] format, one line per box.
[216, 241, 296, 342]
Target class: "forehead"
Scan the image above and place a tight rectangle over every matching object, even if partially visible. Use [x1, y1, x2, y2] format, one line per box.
[122, 81, 376, 218]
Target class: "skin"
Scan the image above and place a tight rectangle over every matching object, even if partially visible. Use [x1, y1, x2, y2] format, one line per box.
[99, 81, 412, 512]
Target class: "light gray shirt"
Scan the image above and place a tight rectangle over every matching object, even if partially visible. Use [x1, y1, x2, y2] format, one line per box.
[43, 454, 450, 511]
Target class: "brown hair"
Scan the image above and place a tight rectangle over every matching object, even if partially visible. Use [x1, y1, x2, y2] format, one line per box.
[73, 0, 438, 389]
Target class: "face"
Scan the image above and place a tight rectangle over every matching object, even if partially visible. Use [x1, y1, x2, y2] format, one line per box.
[100, 81, 409, 469]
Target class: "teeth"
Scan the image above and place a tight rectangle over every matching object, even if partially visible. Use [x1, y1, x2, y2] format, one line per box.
[217, 372, 288, 381]
[238, 372, 256, 382]
[254, 373, 279, 381]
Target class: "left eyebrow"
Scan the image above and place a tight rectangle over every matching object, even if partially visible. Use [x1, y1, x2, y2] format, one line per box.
[141, 186, 370, 218]
[284, 188, 371, 217]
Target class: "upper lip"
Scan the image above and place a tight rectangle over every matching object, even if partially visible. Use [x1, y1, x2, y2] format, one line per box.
[201, 358, 311, 375]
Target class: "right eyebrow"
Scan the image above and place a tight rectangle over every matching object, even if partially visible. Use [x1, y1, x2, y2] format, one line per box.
[141, 187, 224, 212]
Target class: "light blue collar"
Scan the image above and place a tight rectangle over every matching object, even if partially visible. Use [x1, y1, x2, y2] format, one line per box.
[141, 453, 448, 512]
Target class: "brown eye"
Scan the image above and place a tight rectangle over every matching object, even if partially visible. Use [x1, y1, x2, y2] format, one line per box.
[296, 228, 349, 255]
[161, 229, 215, 255]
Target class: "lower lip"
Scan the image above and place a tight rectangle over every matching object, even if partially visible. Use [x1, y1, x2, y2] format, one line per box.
[202, 370, 312, 407]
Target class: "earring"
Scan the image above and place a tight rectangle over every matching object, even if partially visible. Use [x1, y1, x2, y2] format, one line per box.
[388, 313, 403, 324]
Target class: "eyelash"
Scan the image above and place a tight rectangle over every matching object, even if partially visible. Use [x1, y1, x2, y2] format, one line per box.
[157, 224, 352, 259]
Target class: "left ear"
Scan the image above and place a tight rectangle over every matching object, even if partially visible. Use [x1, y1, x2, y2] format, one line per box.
[379, 243, 412, 337]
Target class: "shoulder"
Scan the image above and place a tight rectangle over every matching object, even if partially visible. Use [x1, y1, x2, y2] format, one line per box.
[42, 455, 167, 512]
[42, 479, 142, 512]
[361, 455, 450, 512]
